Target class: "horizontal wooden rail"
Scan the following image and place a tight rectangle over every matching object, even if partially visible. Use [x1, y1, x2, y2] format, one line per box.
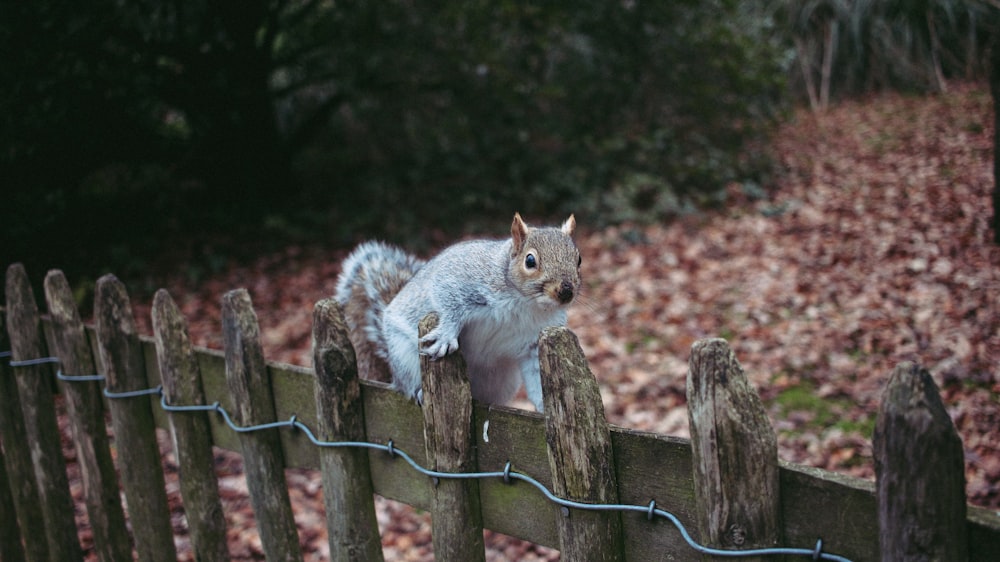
[67, 326, 994, 562]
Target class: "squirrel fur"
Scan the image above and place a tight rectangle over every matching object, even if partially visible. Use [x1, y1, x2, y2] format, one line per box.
[334, 213, 581, 412]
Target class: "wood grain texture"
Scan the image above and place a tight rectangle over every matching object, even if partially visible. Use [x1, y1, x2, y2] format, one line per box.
[311, 299, 383, 562]
[0, 309, 30, 562]
[5, 264, 82, 561]
[95, 273, 177, 562]
[222, 288, 302, 561]
[44, 270, 132, 562]
[152, 289, 230, 561]
[419, 313, 485, 561]
[687, 338, 781, 560]
[874, 362, 967, 561]
[36, 318, 997, 561]
[539, 326, 624, 561]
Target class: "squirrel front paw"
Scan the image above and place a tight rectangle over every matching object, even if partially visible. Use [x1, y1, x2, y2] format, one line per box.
[419, 329, 459, 359]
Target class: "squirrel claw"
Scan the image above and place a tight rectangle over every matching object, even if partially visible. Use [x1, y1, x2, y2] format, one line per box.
[419, 332, 459, 359]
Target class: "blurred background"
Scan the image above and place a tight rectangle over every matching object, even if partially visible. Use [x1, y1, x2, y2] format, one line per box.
[3, 0, 997, 287]
[4, 4, 1000, 555]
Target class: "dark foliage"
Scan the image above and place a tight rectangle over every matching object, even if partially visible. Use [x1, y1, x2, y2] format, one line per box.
[1, 0, 786, 281]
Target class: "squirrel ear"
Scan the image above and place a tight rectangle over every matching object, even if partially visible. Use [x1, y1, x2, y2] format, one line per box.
[561, 214, 576, 236]
[512, 212, 529, 252]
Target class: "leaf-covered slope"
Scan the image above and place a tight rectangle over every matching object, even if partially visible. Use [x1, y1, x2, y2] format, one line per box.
[573, 84, 998, 507]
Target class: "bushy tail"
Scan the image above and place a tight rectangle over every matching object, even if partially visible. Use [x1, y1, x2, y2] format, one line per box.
[335, 241, 424, 382]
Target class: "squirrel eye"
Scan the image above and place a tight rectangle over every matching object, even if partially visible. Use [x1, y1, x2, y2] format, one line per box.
[524, 253, 537, 269]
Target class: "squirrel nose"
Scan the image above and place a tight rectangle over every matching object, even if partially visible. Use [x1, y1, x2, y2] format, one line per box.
[557, 281, 575, 304]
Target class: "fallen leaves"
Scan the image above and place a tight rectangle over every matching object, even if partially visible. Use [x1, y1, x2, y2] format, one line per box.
[573, 83, 999, 509]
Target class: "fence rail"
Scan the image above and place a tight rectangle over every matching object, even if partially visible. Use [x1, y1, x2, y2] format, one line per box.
[2, 262, 999, 561]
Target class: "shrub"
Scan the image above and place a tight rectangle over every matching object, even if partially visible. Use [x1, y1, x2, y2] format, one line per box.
[290, 1, 788, 230]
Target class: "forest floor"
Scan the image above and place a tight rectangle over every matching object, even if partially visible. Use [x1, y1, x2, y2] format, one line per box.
[71, 83, 998, 560]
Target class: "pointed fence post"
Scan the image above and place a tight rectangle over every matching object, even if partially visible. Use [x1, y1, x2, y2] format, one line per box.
[419, 313, 485, 561]
[874, 362, 968, 561]
[152, 289, 230, 561]
[311, 299, 384, 562]
[221, 289, 302, 561]
[5, 264, 83, 561]
[687, 338, 781, 560]
[44, 270, 133, 561]
[95, 274, 178, 562]
[538, 326, 624, 561]
[0, 308, 46, 562]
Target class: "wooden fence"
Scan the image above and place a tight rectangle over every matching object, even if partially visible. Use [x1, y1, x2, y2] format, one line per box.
[1, 263, 999, 561]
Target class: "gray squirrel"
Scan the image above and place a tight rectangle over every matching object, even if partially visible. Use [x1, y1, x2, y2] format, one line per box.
[334, 213, 581, 412]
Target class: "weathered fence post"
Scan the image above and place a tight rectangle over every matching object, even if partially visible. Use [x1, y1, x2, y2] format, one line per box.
[95, 274, 178, 561]
[0, 442, 26, 562]
[152, 289, 230, 561]
[221, 289, 302, 561]
[538, 326, 624, 561]
[419, 313, 486, 561]
[0, 308, 44, 562]
[0, 307, 27, 562]
[687, 338, 781, 560]
[5, 264, 83, 561]
[44, 270, 134, 561]
[874, 362, 968, 561]
[311, 298, 384, 562]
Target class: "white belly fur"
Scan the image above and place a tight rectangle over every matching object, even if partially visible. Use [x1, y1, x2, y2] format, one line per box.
[459, 304, 565, 405]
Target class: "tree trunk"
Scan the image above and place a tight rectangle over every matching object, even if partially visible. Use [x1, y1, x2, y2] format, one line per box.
[794, 36, 820, 113]
[820, 20, 838, 110]
[927, 10, 948, 94]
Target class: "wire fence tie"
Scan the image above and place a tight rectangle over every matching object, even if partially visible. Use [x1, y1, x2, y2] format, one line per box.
[9, 356, 60, 367]
[813, 539, 824, 560]
[56, 369, 106, 382]
[159, 394, 218, 413]
[104, 385, 163, 400]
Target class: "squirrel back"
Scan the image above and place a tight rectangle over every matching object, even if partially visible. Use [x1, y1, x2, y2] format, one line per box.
[335, 213, 580, 411]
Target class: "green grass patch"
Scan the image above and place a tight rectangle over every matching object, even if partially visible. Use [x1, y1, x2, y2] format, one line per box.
[833, 416, 875, 437]
[770, 380, 873, 438]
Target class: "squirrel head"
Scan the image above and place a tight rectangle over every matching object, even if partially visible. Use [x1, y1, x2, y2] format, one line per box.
[509, 213, 581, 307]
